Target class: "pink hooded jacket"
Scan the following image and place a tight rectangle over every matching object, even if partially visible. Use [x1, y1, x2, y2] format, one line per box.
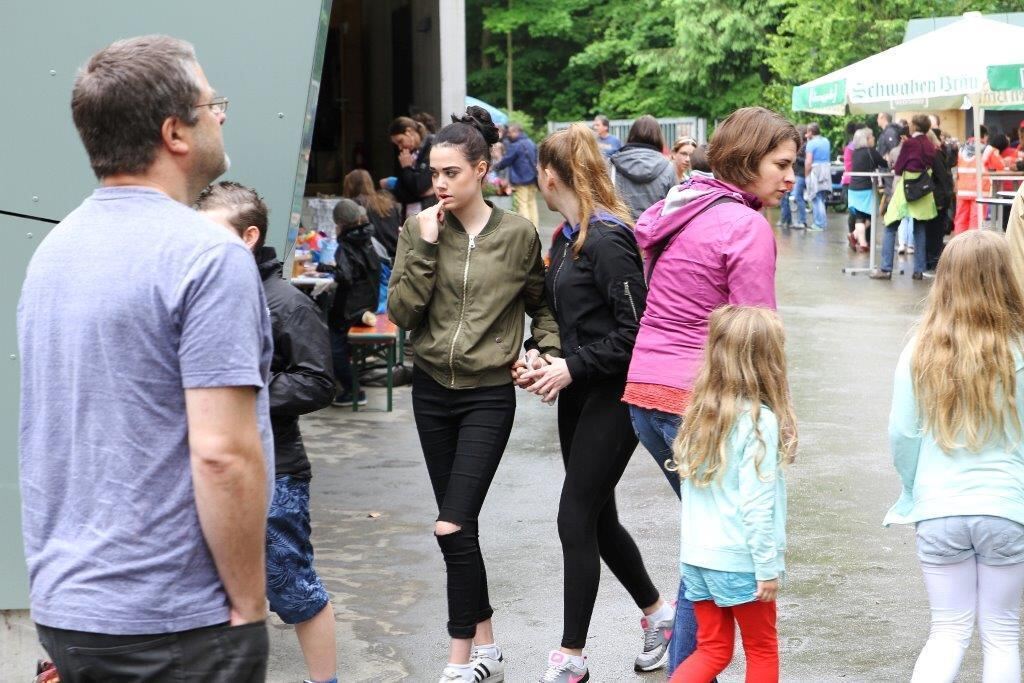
[626, 175, 777, 392]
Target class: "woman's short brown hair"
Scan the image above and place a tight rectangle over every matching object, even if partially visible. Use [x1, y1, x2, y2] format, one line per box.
[626, 115, 664, 149]
[707, 107, 801, 188]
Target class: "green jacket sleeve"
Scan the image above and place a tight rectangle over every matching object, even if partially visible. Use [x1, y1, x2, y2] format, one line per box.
[522, 231, 561, 357]
[387, 218, 439, 330]
[738, 410, 781, 582]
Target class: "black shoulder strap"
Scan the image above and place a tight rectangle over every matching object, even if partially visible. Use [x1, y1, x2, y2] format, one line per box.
[645, 196, 738, 283]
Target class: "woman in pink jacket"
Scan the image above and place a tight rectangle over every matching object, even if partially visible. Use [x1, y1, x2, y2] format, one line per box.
[623, 106, 800, 675]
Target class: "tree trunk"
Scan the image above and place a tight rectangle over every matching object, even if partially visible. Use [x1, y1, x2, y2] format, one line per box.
[481, 27, 492, 70]
[506, 31, 513, 112]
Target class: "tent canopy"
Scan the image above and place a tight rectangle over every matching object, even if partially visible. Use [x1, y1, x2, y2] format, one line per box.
[792, 12, 1024, 115]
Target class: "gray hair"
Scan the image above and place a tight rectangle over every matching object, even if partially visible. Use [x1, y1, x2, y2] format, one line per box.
[71, 35, 202, 178]
[852, 127, 873, 149]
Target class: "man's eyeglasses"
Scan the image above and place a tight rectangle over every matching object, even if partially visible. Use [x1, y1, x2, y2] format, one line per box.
[195, 97, 229, 114]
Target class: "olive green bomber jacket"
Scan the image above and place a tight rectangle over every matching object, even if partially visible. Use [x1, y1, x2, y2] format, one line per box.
[387, 205, 560, 389]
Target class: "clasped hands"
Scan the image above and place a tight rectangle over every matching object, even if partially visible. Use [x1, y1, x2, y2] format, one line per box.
[511, 349, 572, 404]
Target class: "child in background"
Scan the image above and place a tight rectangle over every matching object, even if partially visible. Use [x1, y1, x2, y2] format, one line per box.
[669, 305, 797, 683]
[884, 230, 1024, 683]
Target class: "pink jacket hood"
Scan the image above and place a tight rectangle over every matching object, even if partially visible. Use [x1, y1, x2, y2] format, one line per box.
[635, 175, 762, 259]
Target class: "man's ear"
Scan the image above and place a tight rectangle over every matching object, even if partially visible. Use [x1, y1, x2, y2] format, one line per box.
[161, 116, 190, 156]
[242, 226, 261, 250]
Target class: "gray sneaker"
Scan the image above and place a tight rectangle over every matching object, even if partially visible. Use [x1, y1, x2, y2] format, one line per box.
[539, 650, 589, 682]
[634, 611, 674, 671]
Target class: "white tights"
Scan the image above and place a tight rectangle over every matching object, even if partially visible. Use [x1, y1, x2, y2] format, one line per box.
[911, 557, 1024, 683]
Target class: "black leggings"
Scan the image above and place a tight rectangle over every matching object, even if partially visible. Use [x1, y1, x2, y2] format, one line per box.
[411, 367, 516, 639]
[557, 377, 660, 649]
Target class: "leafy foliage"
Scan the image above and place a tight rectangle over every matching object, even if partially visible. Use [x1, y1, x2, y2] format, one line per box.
[466, 0, 1024, 142]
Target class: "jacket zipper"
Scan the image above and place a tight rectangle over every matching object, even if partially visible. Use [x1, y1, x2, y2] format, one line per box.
[552, 243, 570, 313]
[448, 234, 476, 387]
[624, 281, 638, 322]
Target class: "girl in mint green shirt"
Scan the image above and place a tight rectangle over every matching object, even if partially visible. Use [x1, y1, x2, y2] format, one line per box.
[670, 305, 798, 683]
[884, 230, 1024, 683]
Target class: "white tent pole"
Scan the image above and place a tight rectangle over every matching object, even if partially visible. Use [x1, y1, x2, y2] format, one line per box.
[975, 105, 985, 229]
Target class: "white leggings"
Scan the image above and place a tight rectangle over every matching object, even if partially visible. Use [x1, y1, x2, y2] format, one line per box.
[911, 557, 1024, 683]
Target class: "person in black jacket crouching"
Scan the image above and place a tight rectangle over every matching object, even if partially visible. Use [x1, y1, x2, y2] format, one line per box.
[197, 181, 339, 683]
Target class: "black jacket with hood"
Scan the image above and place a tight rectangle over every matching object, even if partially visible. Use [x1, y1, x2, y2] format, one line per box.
[545, 217, 647, 383]
[321, 223, 382, 329]
[257, 247, 335, 480]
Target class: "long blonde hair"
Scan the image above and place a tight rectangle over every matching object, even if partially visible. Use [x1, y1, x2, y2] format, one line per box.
[538, 123, 632, 255]
[912, 231, 1024, 452]
[672, 306, 798, 487]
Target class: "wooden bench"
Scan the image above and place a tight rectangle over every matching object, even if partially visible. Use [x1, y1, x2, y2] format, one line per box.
[347, 313, 403, 412]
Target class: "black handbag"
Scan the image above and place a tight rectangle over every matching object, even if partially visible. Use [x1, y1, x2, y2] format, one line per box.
[904, 170, 934, 202]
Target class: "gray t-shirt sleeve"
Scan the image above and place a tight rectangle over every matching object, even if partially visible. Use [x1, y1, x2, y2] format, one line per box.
[176, 242, 268, 389]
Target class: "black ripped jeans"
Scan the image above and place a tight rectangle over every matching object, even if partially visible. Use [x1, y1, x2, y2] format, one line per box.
[411, 367, 516, 639]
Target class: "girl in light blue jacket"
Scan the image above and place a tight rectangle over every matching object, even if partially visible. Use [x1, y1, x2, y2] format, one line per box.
[884, 230, 1024, 683]
[669, 305, 798, 683]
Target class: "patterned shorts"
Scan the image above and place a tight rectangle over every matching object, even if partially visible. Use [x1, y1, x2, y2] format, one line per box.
[266, 476, 330, 624]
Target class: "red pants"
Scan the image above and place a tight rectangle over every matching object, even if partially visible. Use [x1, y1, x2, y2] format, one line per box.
[669, 599, 778, 683]
[954, 197, 977, 234]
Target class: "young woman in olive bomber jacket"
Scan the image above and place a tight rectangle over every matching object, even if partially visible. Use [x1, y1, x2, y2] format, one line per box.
[387, 106, 558, 683]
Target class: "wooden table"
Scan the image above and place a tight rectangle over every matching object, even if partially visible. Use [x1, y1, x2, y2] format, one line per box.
[347, 314, 403, 412]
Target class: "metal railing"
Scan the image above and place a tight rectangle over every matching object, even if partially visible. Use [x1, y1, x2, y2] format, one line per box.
[546, 116, 708, 147]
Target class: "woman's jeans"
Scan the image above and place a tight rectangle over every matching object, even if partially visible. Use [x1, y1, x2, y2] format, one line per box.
[881, 218, 927, 274]
[791, 175, 808, 225]
[898, 217, 915, 249]
[781, 178, 808, 226]
[628, 406, 681, 498]
[811, 191, 828, 229]
[628, 405, 703, 676]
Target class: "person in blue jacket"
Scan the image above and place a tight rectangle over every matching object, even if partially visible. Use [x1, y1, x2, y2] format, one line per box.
[493, 123, 539, 226]
[884, 230, 1024, 683]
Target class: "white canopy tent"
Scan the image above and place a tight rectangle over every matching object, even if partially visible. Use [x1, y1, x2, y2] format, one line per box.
[792, 11, 1024, 226]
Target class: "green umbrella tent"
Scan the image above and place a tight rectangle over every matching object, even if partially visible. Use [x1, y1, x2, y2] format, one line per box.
[792, 11, 1024, 226]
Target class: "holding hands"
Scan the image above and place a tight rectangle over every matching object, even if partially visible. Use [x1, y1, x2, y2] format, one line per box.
[514, 353, 572, 404]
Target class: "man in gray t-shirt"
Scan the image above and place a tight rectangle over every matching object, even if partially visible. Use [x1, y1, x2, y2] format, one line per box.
[19, 36, 273, 680]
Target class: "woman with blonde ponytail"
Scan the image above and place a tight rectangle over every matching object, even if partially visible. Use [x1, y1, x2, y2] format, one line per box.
[517, 124, 671, 681]
[884, 230, 1024, 682]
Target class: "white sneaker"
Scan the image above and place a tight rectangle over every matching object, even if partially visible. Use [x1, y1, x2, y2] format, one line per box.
[470, 647, 505, 682]
[439, 665, 473, 682]
[538, 650, 589, 682]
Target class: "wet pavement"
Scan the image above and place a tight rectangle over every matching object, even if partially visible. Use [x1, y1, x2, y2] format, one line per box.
[267, 205, 982, 682]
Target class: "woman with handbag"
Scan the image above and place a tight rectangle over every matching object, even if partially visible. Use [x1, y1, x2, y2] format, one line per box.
[870, 115, 938, 281]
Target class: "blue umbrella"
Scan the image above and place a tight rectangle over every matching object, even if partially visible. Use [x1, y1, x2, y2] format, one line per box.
[465, 96, 509, 125]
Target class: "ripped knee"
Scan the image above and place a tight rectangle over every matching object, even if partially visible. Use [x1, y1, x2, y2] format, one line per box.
[435, 520, 462, 536]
